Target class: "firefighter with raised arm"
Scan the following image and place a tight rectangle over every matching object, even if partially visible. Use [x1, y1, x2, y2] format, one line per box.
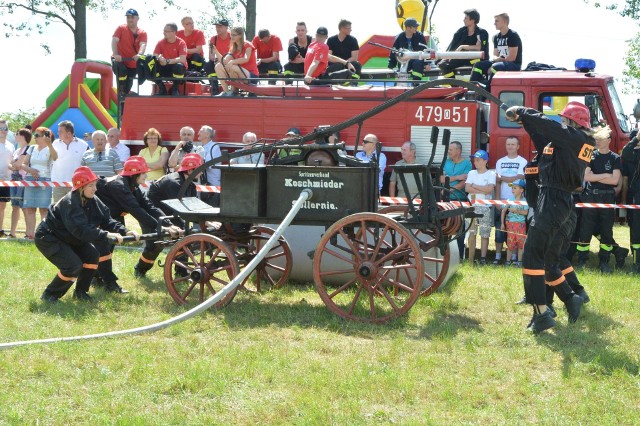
[505, 101, 605, 333]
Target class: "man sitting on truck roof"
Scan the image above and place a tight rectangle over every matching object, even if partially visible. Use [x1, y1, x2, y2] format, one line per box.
[438, 9, 489, 79]
[469, 13, 522, 91]
[153, 22, 188, 96]
[304, 27, 356, 85]
[387, 18, 428, 84]
[326, 19, 362, 82]
[177, 16, 206, 72]
[252, 29, 283, 85]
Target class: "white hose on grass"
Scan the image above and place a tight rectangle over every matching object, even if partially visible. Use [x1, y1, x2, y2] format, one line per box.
[0, 189, 313, 351]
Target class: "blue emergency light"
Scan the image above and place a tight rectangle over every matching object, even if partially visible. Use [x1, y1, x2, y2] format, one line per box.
[575, 58, 596, 73]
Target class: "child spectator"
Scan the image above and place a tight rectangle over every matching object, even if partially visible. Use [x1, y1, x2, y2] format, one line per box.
[500, 179, 528, 266]
[465, 149, 496, 265]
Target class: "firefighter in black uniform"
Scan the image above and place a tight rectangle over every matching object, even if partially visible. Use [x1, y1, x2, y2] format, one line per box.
[96, 156, 183, 278]
[35, 167, 139, 302]
[506, 101, 602, 333]
[517, 133, 590, 312]
[148, 153, 203, 228]
[621, 130, 640, 273]
[576, 128, 622, 273]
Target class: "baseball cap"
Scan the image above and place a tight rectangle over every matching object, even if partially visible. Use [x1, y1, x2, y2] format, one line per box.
[125, 8, 139, 17]
[470, 149, 489, 161]
[285, 127, 301, 136]
[316, 27, 328, 36]
[511, 179, 526, 188]
[215, 19, 230, 27]
[404, 18, 419, 28]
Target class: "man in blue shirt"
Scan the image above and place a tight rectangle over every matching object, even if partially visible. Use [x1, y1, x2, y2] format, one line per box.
[355, 133, 386, 192]
[441, 141, 472, 259]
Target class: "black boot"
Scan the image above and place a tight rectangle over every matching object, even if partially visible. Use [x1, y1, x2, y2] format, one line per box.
[42, 275, 74, 300]
[613, 246, 629, 270]
[156, 82, 167, 96]
[565, 294, 584, 323]
[73, 291, 93, 301]
[527, 309, 556, 333]
[104, 281, 129, 294]
[598, 249, 613, 274]
[576, 249, 589, 268]
[134, 259, 153, 278]
[630, 248, 640, 274]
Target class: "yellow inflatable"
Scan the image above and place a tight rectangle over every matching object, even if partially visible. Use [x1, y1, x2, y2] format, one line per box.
[396, 0, 427, 32]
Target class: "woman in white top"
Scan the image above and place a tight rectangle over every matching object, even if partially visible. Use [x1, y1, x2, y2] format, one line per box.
[21, 127, 58, 239]
[7, 128, 31, 237]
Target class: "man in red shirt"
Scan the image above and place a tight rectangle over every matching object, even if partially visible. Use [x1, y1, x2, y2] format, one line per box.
[304, 27, 355, 85]
[204, 18, 232, 95]
[252, 29, 283, 85]
[177, 16, 206, 72]
[111, 8, 147, 96]
[154, 22, 188, 96]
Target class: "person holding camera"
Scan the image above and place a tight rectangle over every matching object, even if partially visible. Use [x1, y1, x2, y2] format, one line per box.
[22, 127, 58, 238]
[168, 126, 204, 172]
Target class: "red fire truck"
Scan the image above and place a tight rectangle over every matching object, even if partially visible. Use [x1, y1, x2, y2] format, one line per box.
[119, 66, 631, 186]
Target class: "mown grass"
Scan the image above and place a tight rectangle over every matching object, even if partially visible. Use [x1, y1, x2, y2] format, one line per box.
[0, 228, 639, 425]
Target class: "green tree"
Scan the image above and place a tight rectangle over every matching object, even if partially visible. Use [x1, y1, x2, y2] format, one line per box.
[587, 0, 640, 93]
[240, 0, 257, 40]
[0, 108, 43, 131]
[0, 0, 108, 59]
[199, 0, 256, 39]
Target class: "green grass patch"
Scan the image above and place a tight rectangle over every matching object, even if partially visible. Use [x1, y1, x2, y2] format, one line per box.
[0, 228, 639, 424]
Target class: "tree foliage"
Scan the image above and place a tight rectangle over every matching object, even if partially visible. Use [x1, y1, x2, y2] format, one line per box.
[0, 0, 257, 59]
[0, 108, 44, 131]
[586, 0, 640, 16]
[0, 0, 122, 59]
[587, 0, 640, 94]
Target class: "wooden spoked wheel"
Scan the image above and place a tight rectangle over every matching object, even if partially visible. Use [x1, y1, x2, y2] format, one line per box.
[377, 205, 451, 296]
[228, 226, 293, 292]
[163, 233, 240, 307]
[312, 213, 424, 323]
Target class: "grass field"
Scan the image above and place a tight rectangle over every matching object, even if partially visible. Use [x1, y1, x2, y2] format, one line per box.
[0, 226, 639, 425]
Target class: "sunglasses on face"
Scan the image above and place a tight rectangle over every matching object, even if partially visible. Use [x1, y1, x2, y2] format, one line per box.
[362, 139, 375, 144]
[0, 127, 8, 131]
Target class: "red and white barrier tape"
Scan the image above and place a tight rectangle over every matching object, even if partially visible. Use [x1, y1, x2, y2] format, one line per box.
[379, 196, 637, 209]
[0, 180, 221, 193]
[0, 180, 629, 206]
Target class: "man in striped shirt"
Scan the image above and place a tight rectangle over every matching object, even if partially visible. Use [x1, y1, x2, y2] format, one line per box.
[81, 130, 123, 177]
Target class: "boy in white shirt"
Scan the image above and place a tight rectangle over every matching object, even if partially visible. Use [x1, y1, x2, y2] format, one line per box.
[465, 149, 496, 265]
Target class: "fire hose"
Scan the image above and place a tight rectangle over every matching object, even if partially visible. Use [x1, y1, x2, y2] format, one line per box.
[0, 189, 313, 351]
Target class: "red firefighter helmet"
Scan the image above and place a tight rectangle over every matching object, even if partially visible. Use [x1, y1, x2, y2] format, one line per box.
[177, 153, 205, 172]
[559, 101, 591, 129]
[72, 166, 98, 190]
[121, 155, 151, 176]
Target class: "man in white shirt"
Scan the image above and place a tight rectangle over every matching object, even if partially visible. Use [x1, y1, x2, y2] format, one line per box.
[0, 119, 15, 235]
[493, 136, 527, 264]
[355, 133, 387, 192]
[51, 120, 88, 203]
[107, 127, 130, 162]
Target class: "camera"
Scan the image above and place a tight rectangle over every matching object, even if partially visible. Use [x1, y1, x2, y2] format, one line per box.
[181, 140, 194, 153]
